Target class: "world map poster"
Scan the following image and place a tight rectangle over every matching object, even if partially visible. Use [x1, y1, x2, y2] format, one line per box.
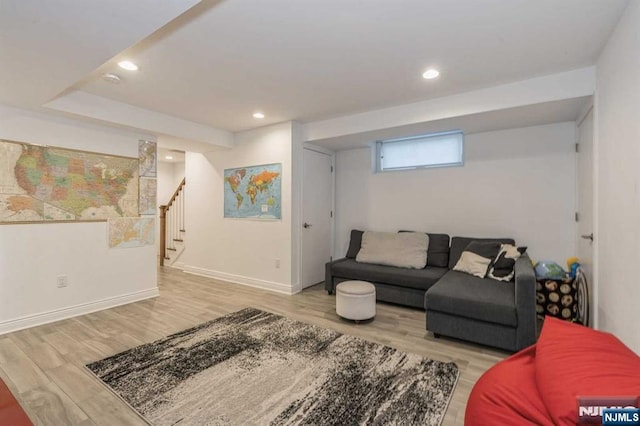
[224, 163, 281, 219]
[0, 139, 139, 223]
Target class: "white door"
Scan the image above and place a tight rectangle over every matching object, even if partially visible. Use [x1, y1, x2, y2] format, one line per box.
[302, 148, 333, 289]
[576, 107, 594, 326]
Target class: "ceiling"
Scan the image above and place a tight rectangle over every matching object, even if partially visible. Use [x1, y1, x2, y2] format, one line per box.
[0, 0, 629, 144]
[158, 147, 185, 164]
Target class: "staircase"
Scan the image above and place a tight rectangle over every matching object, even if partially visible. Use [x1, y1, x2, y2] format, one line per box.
[159, 178, 185, 267]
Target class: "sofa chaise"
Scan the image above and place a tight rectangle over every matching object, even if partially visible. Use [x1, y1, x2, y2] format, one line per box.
[325, 230, 537, 352]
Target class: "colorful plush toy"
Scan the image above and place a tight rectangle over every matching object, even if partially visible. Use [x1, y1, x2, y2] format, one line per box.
[566, 256, 579, 270]
[566, 256, 580, 278]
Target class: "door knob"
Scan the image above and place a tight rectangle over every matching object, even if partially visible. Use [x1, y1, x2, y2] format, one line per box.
[581, 233, 594, 242]
[303, 222, 312, 229]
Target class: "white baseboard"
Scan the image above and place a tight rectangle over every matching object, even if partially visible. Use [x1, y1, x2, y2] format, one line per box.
[0, 288, 159, 336]
[183, 265, 295, 295]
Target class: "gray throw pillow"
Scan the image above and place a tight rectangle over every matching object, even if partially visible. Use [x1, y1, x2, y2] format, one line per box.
[356, 231, 429, 269]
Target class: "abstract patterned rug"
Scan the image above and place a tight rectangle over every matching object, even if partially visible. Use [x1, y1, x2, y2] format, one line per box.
[86, 308, 459, 426]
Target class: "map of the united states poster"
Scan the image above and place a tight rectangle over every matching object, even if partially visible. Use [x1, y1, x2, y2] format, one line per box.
[0, 139, 138, 223]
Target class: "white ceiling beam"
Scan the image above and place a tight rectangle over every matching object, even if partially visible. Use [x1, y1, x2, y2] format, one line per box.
[303, 67, 596, 142]
[0, 0, 201, 108]
[44, 91, 233, 149]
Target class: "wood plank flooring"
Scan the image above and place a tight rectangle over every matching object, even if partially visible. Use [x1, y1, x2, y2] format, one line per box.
[0, 266, 508, 425]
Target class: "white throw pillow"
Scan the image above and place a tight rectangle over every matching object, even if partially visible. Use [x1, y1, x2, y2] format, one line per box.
[453, 251, 494, 278]
[452, 241, 502, 278]
[356, 231, 429, 269]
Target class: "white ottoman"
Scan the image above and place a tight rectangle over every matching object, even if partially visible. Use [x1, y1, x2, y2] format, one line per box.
[336, 281, 376, 322]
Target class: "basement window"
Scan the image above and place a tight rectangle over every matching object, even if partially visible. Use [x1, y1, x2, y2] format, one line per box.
[375, 130, 464, 172]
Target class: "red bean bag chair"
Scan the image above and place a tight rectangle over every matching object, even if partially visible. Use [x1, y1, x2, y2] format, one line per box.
[0, 378, 32, 426]
[466, 317, 640, 425]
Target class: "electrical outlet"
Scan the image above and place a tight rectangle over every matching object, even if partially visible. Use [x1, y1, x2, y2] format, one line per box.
[57, 275, 68, 288]
[275, 259, 280, 269]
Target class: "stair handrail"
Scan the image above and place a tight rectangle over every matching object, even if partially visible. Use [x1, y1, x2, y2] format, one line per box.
[159, 178, 185, 266]
[166, 178, 186, 211]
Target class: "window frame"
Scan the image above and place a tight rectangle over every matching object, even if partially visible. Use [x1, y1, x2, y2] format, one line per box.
[375, 130, 465, 173]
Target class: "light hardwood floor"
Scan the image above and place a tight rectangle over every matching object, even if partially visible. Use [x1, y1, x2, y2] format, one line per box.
[0, 266, 508, 425]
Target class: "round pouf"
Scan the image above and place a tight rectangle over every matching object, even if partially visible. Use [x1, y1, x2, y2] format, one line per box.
[336, 281, 376, 322]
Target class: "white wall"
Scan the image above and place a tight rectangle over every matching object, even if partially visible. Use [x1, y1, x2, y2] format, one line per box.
[594, 1, 640, 353]
[0, 104, 158, 333]
[182, 122, 300, 294]
[157, 161, 185, 252]
[174, 162, 185, 187]
[334, 122, 576, 265]
[157, 161, 185, 206]
[158, 162, 177, 207]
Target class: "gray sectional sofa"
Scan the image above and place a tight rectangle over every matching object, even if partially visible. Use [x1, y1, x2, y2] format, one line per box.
[325, 230, 537, 352]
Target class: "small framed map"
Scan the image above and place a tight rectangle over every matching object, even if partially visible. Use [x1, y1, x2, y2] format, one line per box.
[139, 177, 157, 215]
[108, 217, 155, 249]
[138, 140, 157, 178]
[224, 163, 281, 219]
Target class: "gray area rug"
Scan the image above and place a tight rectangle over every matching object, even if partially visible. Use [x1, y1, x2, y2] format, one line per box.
[86, 308, 459, 426]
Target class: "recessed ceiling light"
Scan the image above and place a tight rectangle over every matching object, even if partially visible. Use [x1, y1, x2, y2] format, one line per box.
[118, 60, 139, 71]
[102, 73, 121, 84]
[165, 155, 173, 160]
[422, 69, 440, 79]
[253, 112, 265, 119]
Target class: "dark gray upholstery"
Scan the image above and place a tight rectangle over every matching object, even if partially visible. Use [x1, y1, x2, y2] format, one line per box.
[513, 255, 537, 350]
[425, 234, 450, 268]
[425, 310, 518, 351]
[425, 254, 537, 352]
[325, 231, 538, 352]
[328, 230, 450, 299]
[345, 230, 363, 258]
[425, 271, 517, 326]
[334, 278, 426, 309]
[448, 237, 515, 269]
[330, 259, 447, 291]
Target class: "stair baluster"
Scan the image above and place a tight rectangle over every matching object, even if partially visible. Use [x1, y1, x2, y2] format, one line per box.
[159, 178, 186, 266]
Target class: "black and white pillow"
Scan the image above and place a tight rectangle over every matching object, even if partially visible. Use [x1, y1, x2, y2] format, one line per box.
[487, 244, 527, 282]
[453, 241, 502, 278]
